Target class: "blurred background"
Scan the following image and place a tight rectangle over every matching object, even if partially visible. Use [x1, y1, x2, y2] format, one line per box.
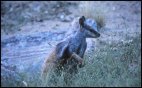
[1, 1, 141, 87]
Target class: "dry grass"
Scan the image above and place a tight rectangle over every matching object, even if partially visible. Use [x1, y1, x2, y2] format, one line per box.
[2, 34, 141, 87]
[78, 1, 106, 29]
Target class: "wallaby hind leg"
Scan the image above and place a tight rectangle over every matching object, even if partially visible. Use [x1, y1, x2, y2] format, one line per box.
[54, 53, 83, 86]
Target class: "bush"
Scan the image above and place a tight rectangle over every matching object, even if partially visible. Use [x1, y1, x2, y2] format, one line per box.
[8, 34, 140, 87]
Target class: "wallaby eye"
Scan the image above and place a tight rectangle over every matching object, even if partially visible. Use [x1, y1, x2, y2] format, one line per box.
[82, 16, 85, 21]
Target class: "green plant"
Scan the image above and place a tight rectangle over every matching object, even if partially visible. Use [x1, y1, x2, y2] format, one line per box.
[2, 34, 141, 87]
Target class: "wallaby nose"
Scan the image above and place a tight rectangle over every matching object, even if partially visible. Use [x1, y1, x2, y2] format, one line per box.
[97, 33, 100, 37]
[98, 33, 100, 37]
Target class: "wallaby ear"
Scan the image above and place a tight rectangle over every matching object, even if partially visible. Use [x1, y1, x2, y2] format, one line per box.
[79, 16, 85, 26]
[56, 41, 69, 60]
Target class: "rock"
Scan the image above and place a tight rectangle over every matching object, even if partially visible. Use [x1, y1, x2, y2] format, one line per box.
[22, 81, 28, 87]
[36, 18, 43, 22]
[59, 14, 65, 21]
[44, 10, 48, 14]
[65, 15, 73, 22]
[112, 7, 116, 11]
[58, 13, 73, 22]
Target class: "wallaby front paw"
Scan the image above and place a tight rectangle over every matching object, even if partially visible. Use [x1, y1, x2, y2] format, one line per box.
[78, 62, 85, 68]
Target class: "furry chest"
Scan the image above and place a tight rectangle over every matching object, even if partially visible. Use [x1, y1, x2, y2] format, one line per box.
[68, 40, 85, 55]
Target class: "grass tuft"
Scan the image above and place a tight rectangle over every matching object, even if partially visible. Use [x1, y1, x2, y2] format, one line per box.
[78, 1, 106, 29]
[2, 35, 140, 87]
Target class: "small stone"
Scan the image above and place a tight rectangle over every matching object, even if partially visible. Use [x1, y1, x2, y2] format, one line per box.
[44, 11, 48, 14]
[112, 7, 116, 11]
[57, 4, 60, 8]
[65, 16, 72, 22]
[22, 81, 28, 87]
[60, 14, 65, 21]
[37, 19, 43, 22]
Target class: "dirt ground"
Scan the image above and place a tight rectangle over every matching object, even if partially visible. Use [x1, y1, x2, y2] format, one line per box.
[1, 1, 141, 87]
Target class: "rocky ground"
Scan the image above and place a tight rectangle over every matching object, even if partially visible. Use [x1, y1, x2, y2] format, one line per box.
[1, 1, 141, 87]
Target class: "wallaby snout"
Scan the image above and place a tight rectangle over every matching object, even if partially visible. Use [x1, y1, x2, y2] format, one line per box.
[78, 16, 101, 38]
[96, 32, 100, 38]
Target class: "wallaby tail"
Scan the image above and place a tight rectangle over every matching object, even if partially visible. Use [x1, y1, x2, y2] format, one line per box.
[41, 49, 56, 79]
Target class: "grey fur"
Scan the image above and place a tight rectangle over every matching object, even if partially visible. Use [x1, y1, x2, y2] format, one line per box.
[55, 16, 100, 71]
[41, 16, 101, 83]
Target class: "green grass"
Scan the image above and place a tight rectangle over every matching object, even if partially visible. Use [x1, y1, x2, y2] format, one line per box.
[74, 35, 141, 87]
[2, 35, 141, 87]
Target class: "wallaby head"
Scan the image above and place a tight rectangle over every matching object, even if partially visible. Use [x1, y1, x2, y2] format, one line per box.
[79, 16, 100, 38]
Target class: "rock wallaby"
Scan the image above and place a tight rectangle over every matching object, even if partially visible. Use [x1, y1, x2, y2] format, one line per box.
[41, 16, 100, 77]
